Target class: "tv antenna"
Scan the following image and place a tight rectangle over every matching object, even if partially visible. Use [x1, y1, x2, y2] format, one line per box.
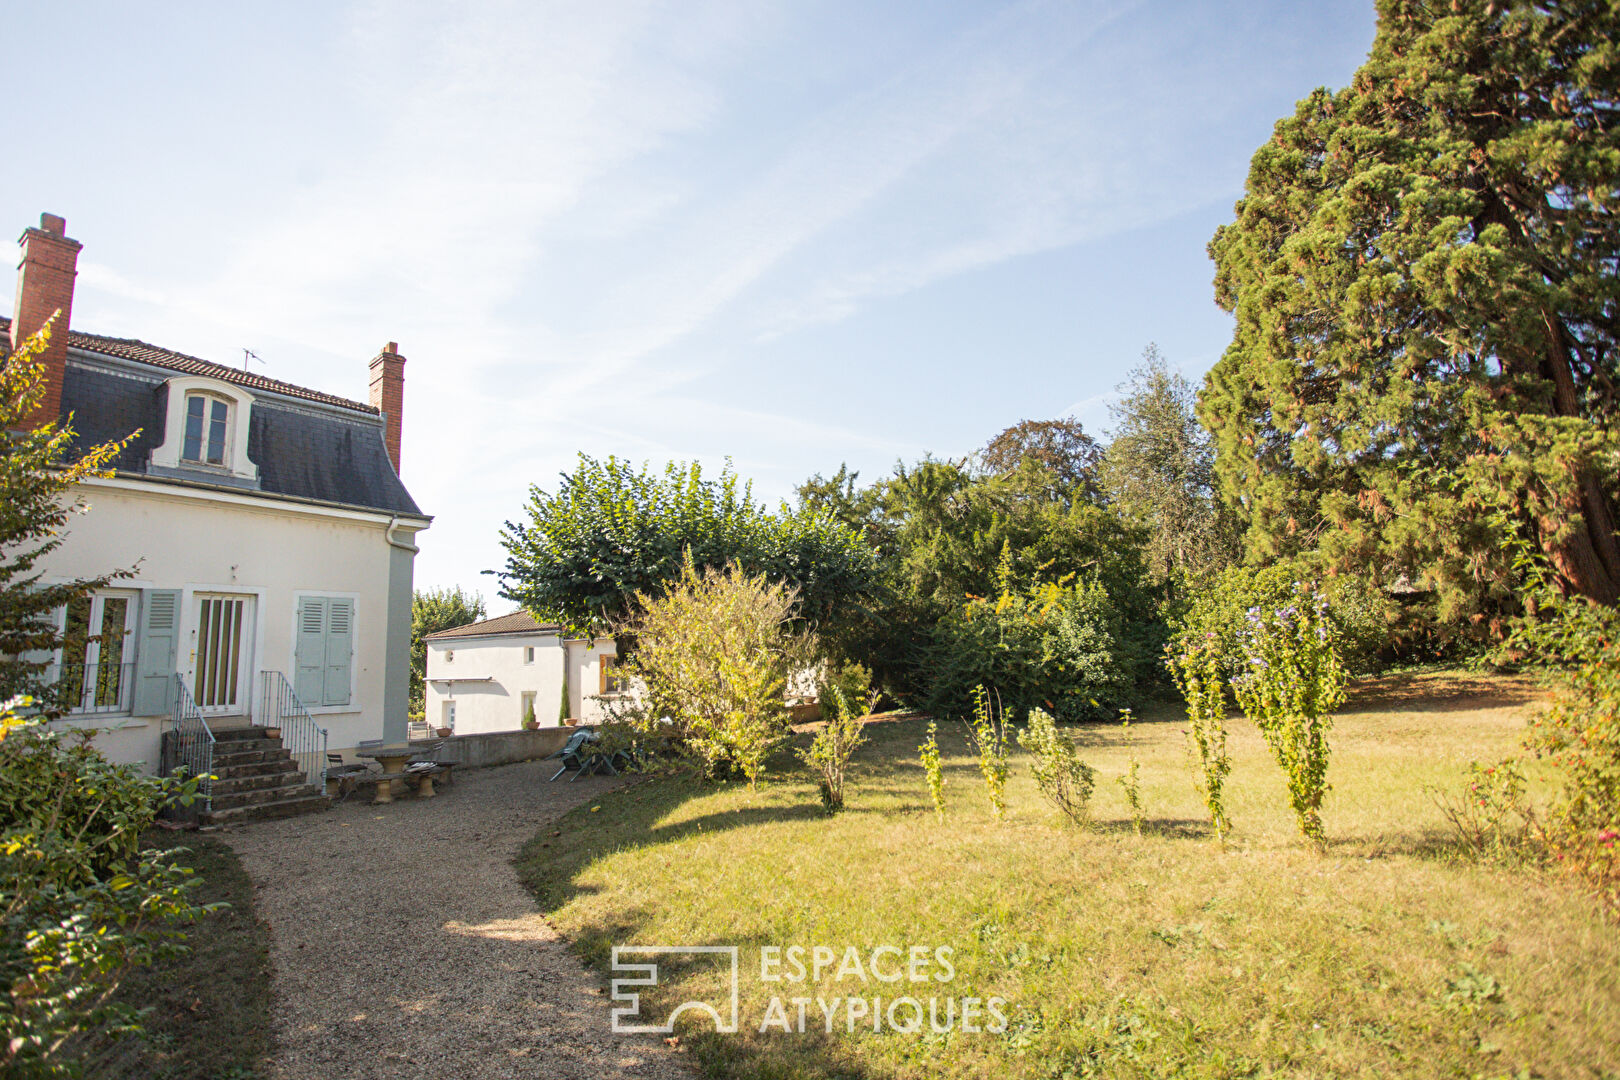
[241, 348, 263, 372]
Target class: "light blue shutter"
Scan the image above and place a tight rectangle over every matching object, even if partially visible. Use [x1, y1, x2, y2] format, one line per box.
[130, 589, 180, 716]
[294, 597, 327, 705]
[322, 598, 353, 706]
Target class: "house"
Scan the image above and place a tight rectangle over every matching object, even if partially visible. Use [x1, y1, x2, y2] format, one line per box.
[6, 212, 431, 783]
[422, 611, 625, 734]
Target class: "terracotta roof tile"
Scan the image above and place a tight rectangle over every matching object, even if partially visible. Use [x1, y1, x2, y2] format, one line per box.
[1, 315, 377, 415]
[423, 611, 561, 641]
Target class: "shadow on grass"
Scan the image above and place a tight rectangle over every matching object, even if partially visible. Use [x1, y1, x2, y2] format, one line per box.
[1091, 817, 1213, 840]
[1344, 671, 1538, 715]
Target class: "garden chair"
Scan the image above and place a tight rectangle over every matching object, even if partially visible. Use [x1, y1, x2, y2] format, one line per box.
[325, 751, 375, 801]
[546, 729, 597, 781]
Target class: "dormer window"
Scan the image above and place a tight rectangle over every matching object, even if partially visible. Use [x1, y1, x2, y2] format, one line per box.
[182, 393, 232, 466]
[148, 376, 259, 486]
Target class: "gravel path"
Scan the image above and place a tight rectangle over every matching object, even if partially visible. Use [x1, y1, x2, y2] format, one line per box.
[225, 760, 693, 1080]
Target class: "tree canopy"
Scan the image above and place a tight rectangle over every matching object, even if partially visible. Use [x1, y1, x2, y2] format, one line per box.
[496, 455, 878, 636]
[1204, 0, 1620, 634]
[410, 586, 486, 714]
[980, 416, 1102, 502]
[1101, 345, 1236, 581]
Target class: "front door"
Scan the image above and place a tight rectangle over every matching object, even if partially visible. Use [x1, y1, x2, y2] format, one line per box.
[192, 593, 255, 715]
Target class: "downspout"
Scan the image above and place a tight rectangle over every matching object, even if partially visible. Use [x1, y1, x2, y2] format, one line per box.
[381, 515, 419, 744]
[386, 515, 420, 552]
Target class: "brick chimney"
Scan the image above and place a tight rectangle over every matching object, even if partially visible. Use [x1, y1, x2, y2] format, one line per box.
[10, 213, 82, 429]
[369, 341, 405, 474]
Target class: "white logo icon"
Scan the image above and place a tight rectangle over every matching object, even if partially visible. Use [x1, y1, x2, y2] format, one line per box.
[610, 945, 740, 1034]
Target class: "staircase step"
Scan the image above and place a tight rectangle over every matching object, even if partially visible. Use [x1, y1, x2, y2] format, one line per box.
[209, 782, 322, 811]
[213, 757, 301, 780]
[212, 747, 293, 768]
[213, 734, 283, 753]
[202, 792, 331, 827]
[211, 769, 310, 795]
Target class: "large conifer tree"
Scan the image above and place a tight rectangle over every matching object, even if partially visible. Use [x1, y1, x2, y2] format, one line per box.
[1205, 0, 1619, 630]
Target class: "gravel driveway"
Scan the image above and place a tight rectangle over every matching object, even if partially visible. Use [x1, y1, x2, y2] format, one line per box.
[225, 760, 693, 1080]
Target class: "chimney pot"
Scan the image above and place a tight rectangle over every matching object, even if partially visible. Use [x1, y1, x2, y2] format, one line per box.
[40, 213, 65, 236]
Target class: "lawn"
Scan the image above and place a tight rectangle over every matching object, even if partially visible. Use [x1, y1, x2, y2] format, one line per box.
[86, 834, 275, 1080]
[518, 670, 1620, 1079]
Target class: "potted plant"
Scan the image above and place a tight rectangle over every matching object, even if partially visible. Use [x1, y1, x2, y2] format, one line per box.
[522, 700, 538, 731]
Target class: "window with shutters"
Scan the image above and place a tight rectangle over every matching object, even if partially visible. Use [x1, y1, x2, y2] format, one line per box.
[293, 595, 355, 708]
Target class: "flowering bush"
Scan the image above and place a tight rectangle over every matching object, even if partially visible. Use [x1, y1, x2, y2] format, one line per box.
[1229, 584, 1346, 846]
[1168, 631, 1232, 842]
[1430, 759, 1537, 864]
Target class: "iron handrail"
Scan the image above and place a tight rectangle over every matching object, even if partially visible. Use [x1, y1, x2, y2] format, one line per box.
[257, 671, 328, 792]
[169, 673, 215, 813]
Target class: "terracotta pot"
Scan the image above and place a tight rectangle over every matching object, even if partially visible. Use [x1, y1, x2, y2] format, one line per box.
[437, 727, 452, 737]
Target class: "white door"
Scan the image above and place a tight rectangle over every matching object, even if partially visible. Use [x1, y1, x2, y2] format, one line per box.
[192, 593, 255, 714]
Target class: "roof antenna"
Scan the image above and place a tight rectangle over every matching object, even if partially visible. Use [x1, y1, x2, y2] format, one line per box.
[241, 348, 263, 372]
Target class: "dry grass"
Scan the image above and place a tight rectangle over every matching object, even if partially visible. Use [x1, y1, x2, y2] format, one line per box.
[518, 669, 1620, 1079]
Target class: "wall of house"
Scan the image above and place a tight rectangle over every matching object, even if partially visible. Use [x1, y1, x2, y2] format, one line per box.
[424, 633, 623, 735]
[43, 476, 422, 771]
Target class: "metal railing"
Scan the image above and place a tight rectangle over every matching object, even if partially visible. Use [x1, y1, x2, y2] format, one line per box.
[46, 661, 136, 715]
[257, 671, 327, 792]
[167, 673, 215, 814]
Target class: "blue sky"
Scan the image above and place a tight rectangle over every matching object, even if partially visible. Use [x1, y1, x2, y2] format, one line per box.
[2, 1, 1374, 604]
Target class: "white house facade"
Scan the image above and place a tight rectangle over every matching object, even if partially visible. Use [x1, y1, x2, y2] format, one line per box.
[423, 611, 624, 735]
[7, 212, 430, 774]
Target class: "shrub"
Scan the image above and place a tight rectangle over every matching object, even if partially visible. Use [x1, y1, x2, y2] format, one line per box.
[1, 700, 215, 1077]
[965, 686, 1011, 818]
[798, 685, 869, 811]
[1168, 630, 1233, 842]
[1229, 584, 1347, 846]
[1516, 589, 1620, 917]
[616, 556, 810, 787]
[924, 557, 1136, 725]
[1017, 708, 1097, 828]
[1430, 759, 1538, 865]
[1116, 708, 1145, 835]
[918, 721, 945, 819]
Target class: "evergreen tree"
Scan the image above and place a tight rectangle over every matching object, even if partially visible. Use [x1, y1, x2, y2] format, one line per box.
[0, 321, 133, 708]
[1204, 0, 1620, 633]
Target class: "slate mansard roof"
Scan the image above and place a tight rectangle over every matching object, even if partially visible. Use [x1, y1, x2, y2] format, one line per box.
[1, 315, 425, 518]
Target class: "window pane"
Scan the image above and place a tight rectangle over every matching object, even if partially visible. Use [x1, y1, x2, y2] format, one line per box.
[60, 597, 93, 708]
[206, 399, 229, 464]
[95, 598, 130, 706]
[183, 395, 205, 461]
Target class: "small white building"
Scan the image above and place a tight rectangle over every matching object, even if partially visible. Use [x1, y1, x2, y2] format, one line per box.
[422, 612, 625, 735]
[8, 212, 429, 771]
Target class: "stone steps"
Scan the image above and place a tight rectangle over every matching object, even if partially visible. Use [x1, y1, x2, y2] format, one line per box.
[200, 726, 329, 827]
